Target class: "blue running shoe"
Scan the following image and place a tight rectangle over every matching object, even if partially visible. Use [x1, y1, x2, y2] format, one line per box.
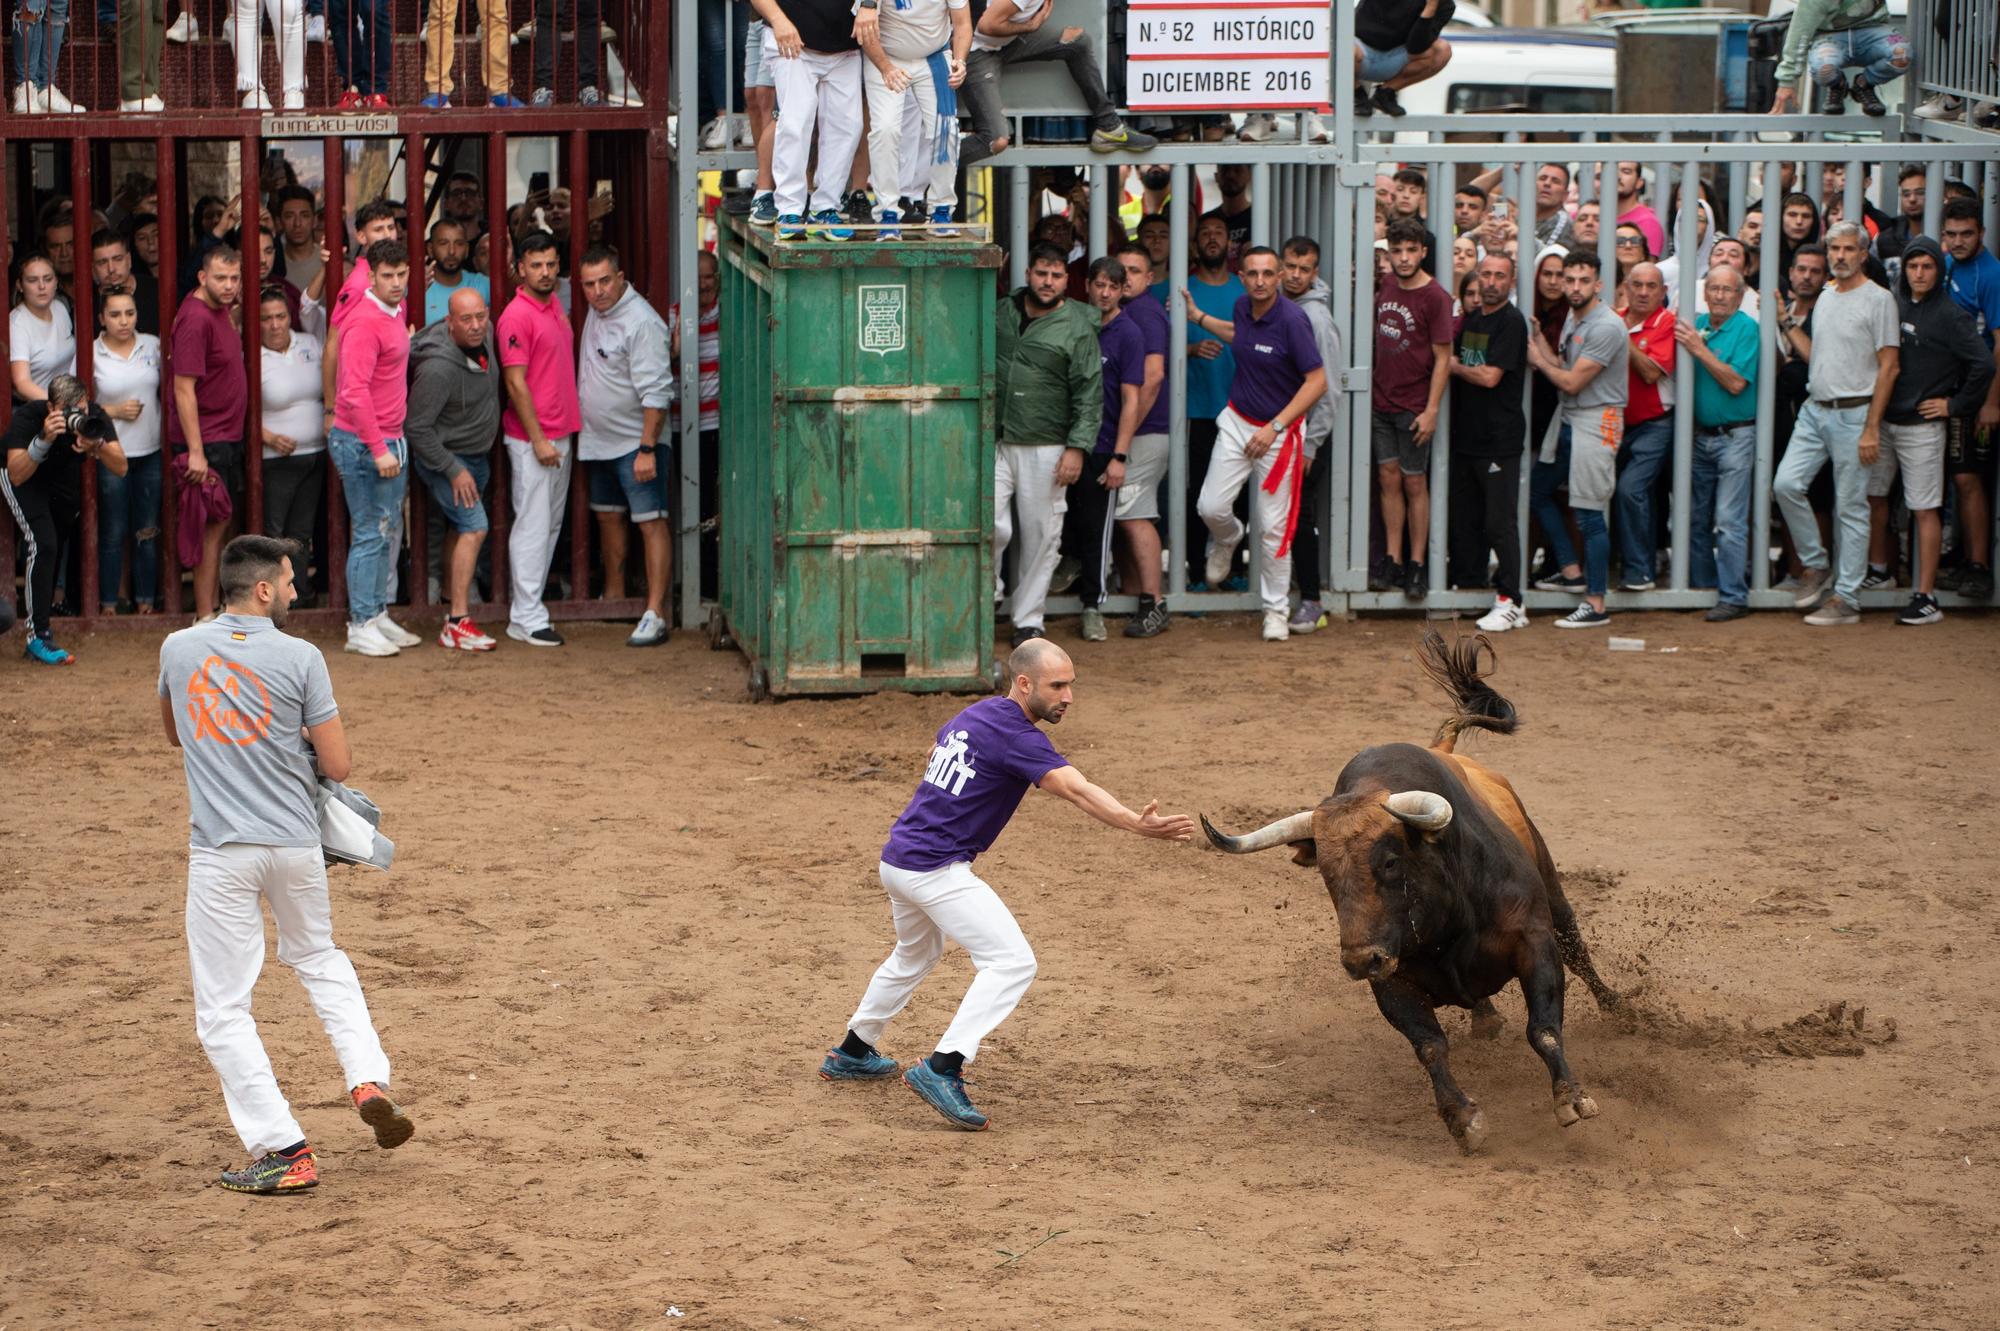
[776, 213, 807, 240]
[24, 634, 73, 665]
[811, 208, 854, 242]
[904, 1061, 989, 1131]
[876, 209, 901, 242]
[929, 205, 960, 238]
[489, 92, 527, 108]
[819, 1046, 901, 1081]
[749, 192, 778, 226]
[419, 92, 451, 109]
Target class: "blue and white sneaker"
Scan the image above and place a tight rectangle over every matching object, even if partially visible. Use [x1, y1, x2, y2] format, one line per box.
[929, 205, 959, 238]
[24, 633, 73, 665]
[749, 191, 778, 226]
[904, 1060, 989, 1130]
[811, 208, 853, 242]
[819, 1046, 901, 1081]
[419, 92, 451, 109]
[627, 609, 669, 647]
[776, 212, 807, 240]
[876, 208, 900, 241]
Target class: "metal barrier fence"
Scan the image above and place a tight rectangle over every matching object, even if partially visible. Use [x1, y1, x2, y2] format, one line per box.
[1908, 0, 1998, 116]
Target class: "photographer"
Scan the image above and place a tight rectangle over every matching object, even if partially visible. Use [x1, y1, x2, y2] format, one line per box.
[1, 374, 127, 664]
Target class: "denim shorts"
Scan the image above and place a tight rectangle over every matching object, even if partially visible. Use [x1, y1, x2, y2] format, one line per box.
[744, 18, 773, 88]
[1356, 41, 1411, 84]
[1370, 410, 1428, 476]
[588, 447, 672, 523]
[414, 452, 491, 534]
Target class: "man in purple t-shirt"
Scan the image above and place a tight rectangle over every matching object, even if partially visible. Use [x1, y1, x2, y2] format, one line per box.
[1062, 258, 1146, 644]
[819, 638, 1195, 1131]
[1371, 216, 1455, 603]
[1183, 246, 1328, 641]
[1113, 243, 1171, 638]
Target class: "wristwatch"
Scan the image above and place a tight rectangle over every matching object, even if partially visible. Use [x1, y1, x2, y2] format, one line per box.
[638, 442, 658, 454]
[858, 0, 878, 8]
[1112, 452, 1129, 463]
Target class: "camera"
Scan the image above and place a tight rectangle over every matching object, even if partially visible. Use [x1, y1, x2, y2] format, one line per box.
[61, 402, 117, 445]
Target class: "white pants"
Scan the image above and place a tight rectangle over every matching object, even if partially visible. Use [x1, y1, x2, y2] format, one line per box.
[1197, 405, 1295, 614]
[505, 433, 573, 633]
[766, 32, 863, 217]
[862, 51, 959, 215]
[848, 860, 1037, 1062]
[994, 442, 1067, 631]
[187, 843, 392, 1159]
[234, 0, 305, 97]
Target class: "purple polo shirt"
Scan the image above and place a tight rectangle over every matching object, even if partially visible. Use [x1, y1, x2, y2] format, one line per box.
[1227, 293, 1323, 423]
[1121, 293, 1171, 435]
[1096, 311, 1147, 455]
[881, 697, 1069, 872]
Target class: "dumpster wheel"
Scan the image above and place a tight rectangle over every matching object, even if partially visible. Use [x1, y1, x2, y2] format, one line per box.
[704, 605, 735, 652]
[748, 661, 771, 703]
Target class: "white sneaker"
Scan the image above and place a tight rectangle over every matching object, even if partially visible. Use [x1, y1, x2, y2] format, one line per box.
[699, 115, 728, 150]
[241, 87, 272, 110]
[1262, 610, 1289, 642]
[345, 621, 400, 656]
[1205, 539, 1240, 587]
[1301, 111, 1329, 143]
[627, 610, 670, 646]
[42, 85, 82, 113]
[12, 85, 33, 113]
[371, 610, 422, 647]
[165, 10, 197, 40]
[1913, 93, 1963, 120]
[305, 12, 325, 40]
[1237, 111, 1279, 143]
[1475, 598, 1529, 632]
[281, 88, 305, 110]
[119, 95, 166, 111]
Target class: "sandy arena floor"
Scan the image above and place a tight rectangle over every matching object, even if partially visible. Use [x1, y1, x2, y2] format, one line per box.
[1, 609, 1996, 1330]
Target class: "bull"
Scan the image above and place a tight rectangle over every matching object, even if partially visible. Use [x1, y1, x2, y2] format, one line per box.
[1202, 630, 1620, 1151]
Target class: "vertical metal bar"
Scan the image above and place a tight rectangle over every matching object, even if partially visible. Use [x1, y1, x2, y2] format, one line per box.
[1515, 152, 1536, 603]
[1324, 162, 1350, 602]
[1985, 160, 2000, 261]
[1250, 161, 1272, 250]
[157, 134, 183, 618]
[1753, 158, 1781, 596]
[323, 134, 350, 614]
[1009, 167, 1029, 289]
[1578, 131, 1597, 205]
[1332, 0, 1354, 158]
[0, 136, 12, 609]
[485, 129, 512, 612]
[72, 142, 98, 627]
[567, 126, 592, 605]
[1923, 159, 1944, 249]
[1727, 133, 1747, 234]
[1669, 159, 1696, 592]
[405, 127, 431, 616]
[1088, 165, 1108, 261]
[1345, 170, 1374, 584]
[242, 134, 265, 541]
[676, 79, 704, 627]
[1844, 155, 1863, 237]
[1597, 152, 1617, 282]
[1166, 165, 1188, 601]
[1424, 142, 1448, 590]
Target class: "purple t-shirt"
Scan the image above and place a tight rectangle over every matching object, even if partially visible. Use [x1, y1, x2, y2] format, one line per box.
[881, 697, 1069, 871]
[1121, 294, 1170, 434]
[1096, 311, 1147, 455]
[1228, 293, 1324, 423]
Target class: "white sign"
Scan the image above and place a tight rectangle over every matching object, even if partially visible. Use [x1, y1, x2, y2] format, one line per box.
[265, 113, 399, 138]
[1126, 2, 1329, 111]
[859, 284, 906, 357]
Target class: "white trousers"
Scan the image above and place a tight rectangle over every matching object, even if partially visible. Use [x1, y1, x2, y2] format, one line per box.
[848, 860, 1037, 1062]
[993, 442, 1067, 631]
[505, 433, 573, 633]
[766, 32, 863, 217]
[187, 843, 392, 1158]
[862, 52, 959, 214]
[1196, 405, 1295, 614]
[234, 0, 305, 97]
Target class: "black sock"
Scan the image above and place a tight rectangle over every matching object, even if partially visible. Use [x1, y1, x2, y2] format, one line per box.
[838, 1029, 874, 1059]
[928, 1050, 965, 1077]
[276, 1140, 309, 1157]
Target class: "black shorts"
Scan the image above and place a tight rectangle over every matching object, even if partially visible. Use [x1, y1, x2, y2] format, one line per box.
[178, 439, 246, 496]
[1943, 417, 1995, 484]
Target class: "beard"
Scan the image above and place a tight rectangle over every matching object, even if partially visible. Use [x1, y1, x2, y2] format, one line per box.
[434, 256, 463, 276]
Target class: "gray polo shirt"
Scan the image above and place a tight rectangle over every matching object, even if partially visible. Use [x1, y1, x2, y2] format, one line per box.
[159, 613, 338, 850]
[1807, 279, 1900, 401]
[1560, 301, 1630, 421]
[577, 285, 675, 463]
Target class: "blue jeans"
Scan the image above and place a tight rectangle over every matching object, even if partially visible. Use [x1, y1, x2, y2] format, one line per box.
[328, 0, 390, 92]
[329, 430, 407, 623]
[1577, 510, 1610, 598]
[1691, 424, 1755, 606]
[697, 0, 727, 122]
[1806, 24, 1908, 89]
[97, 449, 161, 608]
[14, 0, 69, 88]
[1774, 400, 1870, 606]
[1614, 411, 1674, 585]
[1530, 427, 1576, 570]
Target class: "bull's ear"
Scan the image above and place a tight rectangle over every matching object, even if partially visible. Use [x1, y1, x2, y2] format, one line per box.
[1289, 840, 1318, 867]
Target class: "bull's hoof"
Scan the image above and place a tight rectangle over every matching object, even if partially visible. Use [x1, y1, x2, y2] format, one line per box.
[1453, 1107, 1489, 1154]
[1553, 1087, 1600, 1128]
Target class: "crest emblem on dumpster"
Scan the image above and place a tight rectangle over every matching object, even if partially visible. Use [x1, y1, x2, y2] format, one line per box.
[859, 284, 907, 357]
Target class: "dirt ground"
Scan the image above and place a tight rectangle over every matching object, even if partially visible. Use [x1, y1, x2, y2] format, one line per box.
[2, 609, 1996, 1330]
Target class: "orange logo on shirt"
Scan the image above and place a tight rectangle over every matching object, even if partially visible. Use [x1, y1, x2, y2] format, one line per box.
[187, 656, 274, 746]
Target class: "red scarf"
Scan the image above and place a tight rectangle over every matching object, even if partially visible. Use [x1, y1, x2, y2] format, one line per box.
[1231, 404, 1306, 558]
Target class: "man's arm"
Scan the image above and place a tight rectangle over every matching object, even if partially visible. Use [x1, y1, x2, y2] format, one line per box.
[320, 325, 342, 425]
[1414, 342, 1450, 443]
[1450, 356, 1504, 388]
[1136, 350, 1165, 423]
[1037, 764, 1195, 840]
[1531, 341, 1608, 396]
[1859, 344, 1898, 465]
[503, 364, 557, 464]
[1673, 319, 1749, 396]
[1067, 324, 1104, 452]
[172, 373, 209, 478]
[161, 693, 181, 748]
[948, 1, 971, 66]
[1629, 321, 1671, 385]
[307, 714, 351, 783]
[1184, 297, 1236, 344]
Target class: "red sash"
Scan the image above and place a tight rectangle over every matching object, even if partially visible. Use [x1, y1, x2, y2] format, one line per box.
[1231, 403, 1306, 559]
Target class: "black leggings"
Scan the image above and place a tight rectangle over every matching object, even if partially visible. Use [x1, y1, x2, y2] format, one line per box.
[1, 478, 69, 638]
[1063, 452, 1117, 609]
[1448, 450, 1522, 603]
[1293, 451, 1327, 602]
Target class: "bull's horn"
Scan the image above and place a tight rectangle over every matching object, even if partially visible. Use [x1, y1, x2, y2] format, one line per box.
[1201, 810, 1315, 854]
[1386, 791, 1453, 832]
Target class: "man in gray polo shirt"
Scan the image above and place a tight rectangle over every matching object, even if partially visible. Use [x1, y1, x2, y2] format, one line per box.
[578, 245, 676, 647]
[159, 535, 414, 1194]
[1775, 221, 1901, 625]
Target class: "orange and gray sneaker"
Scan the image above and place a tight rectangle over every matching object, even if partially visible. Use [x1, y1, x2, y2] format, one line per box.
[218, 1142, 318, 1194]
[351, 1081, 416, 1149]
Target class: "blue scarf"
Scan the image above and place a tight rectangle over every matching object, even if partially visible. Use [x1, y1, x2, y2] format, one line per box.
[925, 47, 958, 165]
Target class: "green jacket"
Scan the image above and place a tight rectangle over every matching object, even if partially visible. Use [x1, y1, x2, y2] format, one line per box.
[1774, 0, 1892, 84]
[994, 291, 1102, 451]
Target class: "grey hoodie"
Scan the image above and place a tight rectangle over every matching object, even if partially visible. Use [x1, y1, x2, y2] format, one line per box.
[1291, 277, 1343, 448]
[406, 318, 501, 476]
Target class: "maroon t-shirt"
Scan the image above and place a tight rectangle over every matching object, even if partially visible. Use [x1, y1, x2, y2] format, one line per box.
[1372, 277, 1456, 417]
[165, 295, 247, 447]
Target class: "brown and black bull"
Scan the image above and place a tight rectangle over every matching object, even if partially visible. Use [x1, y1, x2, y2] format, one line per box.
[1202, 630, 1620, 1152]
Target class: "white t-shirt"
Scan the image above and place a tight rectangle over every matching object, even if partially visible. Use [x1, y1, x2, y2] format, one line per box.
[970, 0, 1043, 52]
[877, 0, 966, 61]
[92, 334, 164, 459]
[261, 332, 327, 459]
[10, 301, 76, 392]
[1806, 280, 1900, 402]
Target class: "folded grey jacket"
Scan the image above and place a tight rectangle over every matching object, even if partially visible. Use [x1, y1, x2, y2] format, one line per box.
[318, 778, 395, 871]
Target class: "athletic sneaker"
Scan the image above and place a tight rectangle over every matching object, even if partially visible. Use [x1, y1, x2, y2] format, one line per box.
[1123, 600, 1170, 638]
[1079, 607, 1107, 642]
[372, 611, 422, 647]
[811, 209, 854, 242]
[843, 189, 873, 226]
[1534, 570, 1586, 593]
[749, 192, 778, 226]
[1008, 624, 1045, 649]
[1617, 578, 1656, 593]
[1803, 596, 1860, 627]
[1370, 556, 1403, 592]
[1553, 604, 1611, 629]
[1262, 609, 1289, 642]
[345, 621, 400, 656]
[876, 208, 901, 242]
[628, 609, 670, 646]
[1204, 539, 1240, 588]
[1475, 598, 1528, 632]
[218, 1143, 317, 1194]
[440, 616, 497, 651]
[1088, 122, 1158, 153]
[819, 1046, 901, 1080]
[23, 634, 74, 665]
[1858, 566, 1894, 591]
[1792, 565, 1831, 610]
[929, 206, 959, 238]
[904, 1061, 989, 1130]
[776, 212, 807, 240]
[1896, 592, 1943, 626]
[506, 624, 565, 647]
[351, 1082, 415, 1149]
[1704, 601, 1749, 623]
[1959, 563, 1994, 599]
[1049, 554, 1082, 596]
[1288, 600, 1327, 634]
[1403, 561, 1428, 601]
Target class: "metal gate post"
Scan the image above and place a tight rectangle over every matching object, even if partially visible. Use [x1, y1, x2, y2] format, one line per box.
[404, 126, 431, 617]
[484, 130, 512, 616]
[1752, 158, 1781, 597]
[157, 134, 183, 618]
[1165, 165, 1188, 602]
[673, 0, 702, 628]
[72, 139, 100, 628]
[566, 126, 592, 607]
[1424, 141, 1450, 593]
[1669, 158, 1696, 592]
[1343, 167, 1375, 590]
[322, 135, 350, 614]
[0, 134, 11, 607]
[242, 133, 265, 541]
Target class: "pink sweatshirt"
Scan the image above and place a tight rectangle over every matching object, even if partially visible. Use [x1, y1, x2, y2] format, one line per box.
[333, 293, 410, 456]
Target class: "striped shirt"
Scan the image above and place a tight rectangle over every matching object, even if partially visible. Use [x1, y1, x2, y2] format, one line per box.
[671, 300, 720, 431]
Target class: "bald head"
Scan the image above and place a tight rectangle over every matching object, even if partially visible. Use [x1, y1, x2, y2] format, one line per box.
[1008, 636, 1069, 684]
[446, 286, 490, 349]
[1007, 638, 1074, 725]
[1626, 261, 1666, 316]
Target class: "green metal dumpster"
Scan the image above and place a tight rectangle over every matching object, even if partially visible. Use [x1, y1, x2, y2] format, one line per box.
[710, 213, 1001, 699]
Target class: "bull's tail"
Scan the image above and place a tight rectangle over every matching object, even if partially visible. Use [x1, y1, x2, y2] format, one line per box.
[1417, 628, 1519, 754]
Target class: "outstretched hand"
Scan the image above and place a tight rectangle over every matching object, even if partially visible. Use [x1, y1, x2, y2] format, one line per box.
[1136, 800, 1197, 841]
